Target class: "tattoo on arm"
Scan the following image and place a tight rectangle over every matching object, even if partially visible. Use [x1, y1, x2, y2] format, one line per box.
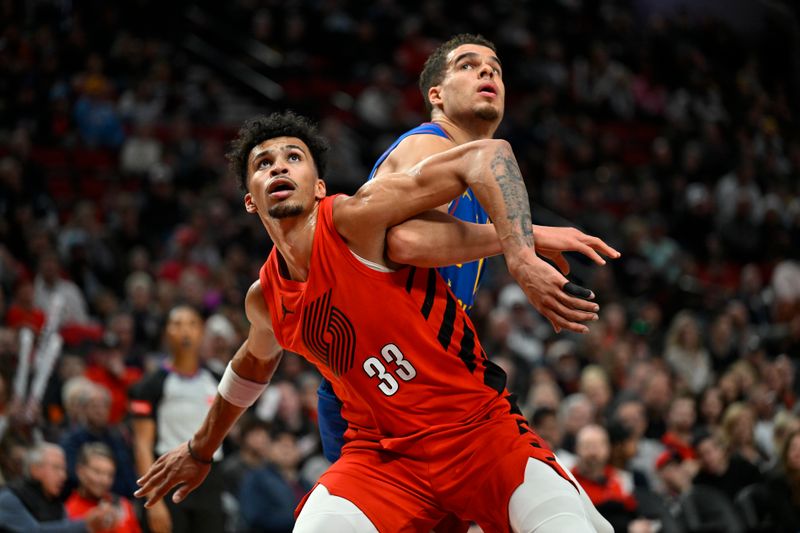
[490, 147, 534, 248]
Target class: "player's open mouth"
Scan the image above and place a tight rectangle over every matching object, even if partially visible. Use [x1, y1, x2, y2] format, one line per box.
[477, 83, 497, 98]
[268, 178, 296, 200]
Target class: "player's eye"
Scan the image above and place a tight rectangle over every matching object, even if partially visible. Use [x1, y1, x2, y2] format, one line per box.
[288, 153, 301, 162]
[460, 63, 473, 70]
[257, 159, 271, 169]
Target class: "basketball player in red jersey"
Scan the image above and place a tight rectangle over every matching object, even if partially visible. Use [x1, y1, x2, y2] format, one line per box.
[135, 112, 612, 532]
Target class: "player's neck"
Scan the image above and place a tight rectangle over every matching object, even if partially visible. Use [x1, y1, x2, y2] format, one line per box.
[432, 115, 498, 144]
[263, 205, 319, 282]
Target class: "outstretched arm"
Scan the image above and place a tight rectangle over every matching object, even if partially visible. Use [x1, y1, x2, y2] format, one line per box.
[135, 281, 283, 507]
[335, 139, 600, 333]
[386, 211, 620, 274]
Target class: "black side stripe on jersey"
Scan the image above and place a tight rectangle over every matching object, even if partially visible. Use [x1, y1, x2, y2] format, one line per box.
[457, 318, 477, 372]
[484, 358, 508, 394]
[405, 266, 416, 293]
[437, 291, 457, 349]
[420, 269, 436, 319]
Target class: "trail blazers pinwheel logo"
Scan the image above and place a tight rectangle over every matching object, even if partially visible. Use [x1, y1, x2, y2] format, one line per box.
[302, 289, 356, 376]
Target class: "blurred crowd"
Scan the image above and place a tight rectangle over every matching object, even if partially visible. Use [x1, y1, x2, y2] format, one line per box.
[1, 0, 800, 531]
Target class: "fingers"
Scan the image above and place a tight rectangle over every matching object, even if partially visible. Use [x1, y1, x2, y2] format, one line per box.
[577, 243, 606, 266]
[135, 465, 168, 500]
[586, 237, 621, 259]
[558, 290, 600, 315]
[551, 314, 590, 334]
[562, 282, 594, 300]
[136, 455, 165, 489]
[552, 254, 571, 275]
[550, 297, 599, 324]
[144, 480, 179, 508]
[173, 478, 202, 504]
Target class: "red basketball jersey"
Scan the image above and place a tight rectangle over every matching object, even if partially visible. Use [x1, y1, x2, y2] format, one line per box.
[259, 196, 514, 446]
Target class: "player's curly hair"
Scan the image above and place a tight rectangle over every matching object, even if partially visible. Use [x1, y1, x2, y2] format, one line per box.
[227, 110, 329, 192]
[418, 33, 497, 114]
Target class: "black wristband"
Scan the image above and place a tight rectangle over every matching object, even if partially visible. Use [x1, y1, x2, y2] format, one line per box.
[186, 440, 213, 465]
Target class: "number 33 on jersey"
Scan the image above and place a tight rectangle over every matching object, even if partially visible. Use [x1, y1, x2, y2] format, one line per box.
[362, 343, 417, 396]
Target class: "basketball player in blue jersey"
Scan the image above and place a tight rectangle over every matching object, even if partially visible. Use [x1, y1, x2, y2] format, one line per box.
[318, 34, 620, 470]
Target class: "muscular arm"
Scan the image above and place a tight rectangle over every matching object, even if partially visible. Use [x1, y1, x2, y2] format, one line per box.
[336, 139, 600, 333]
[386, 213, 620, 274]
[336, 139, 532, 258]
[188, 281, 283, 461]
[135, 280, 283, 507]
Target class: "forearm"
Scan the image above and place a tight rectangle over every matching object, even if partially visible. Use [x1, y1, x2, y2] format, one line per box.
[190, 347, 282, 458]
[386, 212, 501, 267]
[459, 141, 536, 268]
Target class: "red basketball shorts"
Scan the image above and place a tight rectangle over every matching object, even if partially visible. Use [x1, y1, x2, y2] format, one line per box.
[295, 407, 574, 532]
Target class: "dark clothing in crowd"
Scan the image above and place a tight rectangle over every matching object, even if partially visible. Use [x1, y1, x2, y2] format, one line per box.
[0, 480, 86, 532]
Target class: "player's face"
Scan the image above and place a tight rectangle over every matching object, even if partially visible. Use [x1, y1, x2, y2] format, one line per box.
[244, 136, 326, 221]
[433, 44, 505, 124]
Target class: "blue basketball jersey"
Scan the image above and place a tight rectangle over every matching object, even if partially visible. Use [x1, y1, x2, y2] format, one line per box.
[368, 122, 490, 311]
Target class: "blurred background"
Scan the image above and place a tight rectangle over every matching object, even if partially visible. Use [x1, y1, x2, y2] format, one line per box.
[1, 0, 800, 532]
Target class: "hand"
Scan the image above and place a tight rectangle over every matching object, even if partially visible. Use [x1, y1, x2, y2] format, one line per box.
[506, 250, 599, 334]
[533, 226, 621, 275]
[135, 441, 211, 508]
[85, 502, 119, 532]
[145, 500, 172, 533]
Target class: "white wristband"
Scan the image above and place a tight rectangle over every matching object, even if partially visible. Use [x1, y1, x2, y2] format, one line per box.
[218, 363, 268, 408]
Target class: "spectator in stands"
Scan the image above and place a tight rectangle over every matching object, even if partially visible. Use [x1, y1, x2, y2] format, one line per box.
[221, 418, 271, 498]
[571, 424, 642, 532]
[72, 78, 124, 148]
[531, 407, 561, 452]
[641, 367, 673, 439]
[60, 381, 138, 498]
[697, 386, 725, 432]
[693, 430, 761, 501]
[559, 393, 596, 459]
[0, 442, 115, 532]
[85, 334, 142, 425]
[65, 442, 140, 532]
[238, 426, 311, 533]
[661, 394, 698, 462]
[33, 252, 90, 326]
[654, 448, 744, 532]
[721, 401, 768, 468]
[664, 311, 711, 394]
[579, 365, 613, 423]
[5, 279, 46, 332]
[616, 396, 665, 488]
[757, 429, 800, 531]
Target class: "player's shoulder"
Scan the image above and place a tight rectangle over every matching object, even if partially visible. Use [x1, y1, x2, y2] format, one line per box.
[378, 133, 455, 176]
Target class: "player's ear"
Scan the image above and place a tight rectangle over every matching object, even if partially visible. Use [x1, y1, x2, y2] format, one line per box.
[244, 193, 258, 213]
[314, 179, 326, 200]
[428, 85, 443, 109]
